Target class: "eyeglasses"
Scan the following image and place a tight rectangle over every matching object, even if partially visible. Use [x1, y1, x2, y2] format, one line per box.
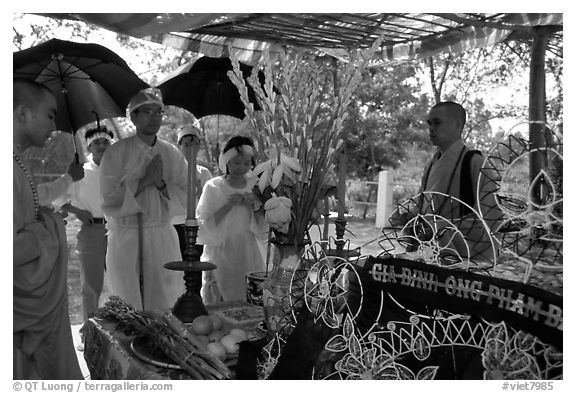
[136, 109, 165, 117]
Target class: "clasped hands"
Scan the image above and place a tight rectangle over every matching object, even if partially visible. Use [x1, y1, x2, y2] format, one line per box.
[142, 154, 165, 189]
[227, 192, 260, 209]
[136, 154, 166, 197]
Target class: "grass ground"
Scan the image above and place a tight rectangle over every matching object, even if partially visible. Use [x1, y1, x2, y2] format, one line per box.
[65, 215, 383, 325]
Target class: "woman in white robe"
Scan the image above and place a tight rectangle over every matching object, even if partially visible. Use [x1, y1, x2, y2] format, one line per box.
[196, 136, 267, 302]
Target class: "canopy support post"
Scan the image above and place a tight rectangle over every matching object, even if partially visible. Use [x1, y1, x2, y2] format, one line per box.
[528, 26, 553, 204]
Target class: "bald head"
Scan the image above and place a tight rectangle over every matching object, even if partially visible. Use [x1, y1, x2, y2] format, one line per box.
[431, 101, 466, 131]
[13, 78, 57, 150]
[13, 78, 53, 111]
[426, 101, 467, 152]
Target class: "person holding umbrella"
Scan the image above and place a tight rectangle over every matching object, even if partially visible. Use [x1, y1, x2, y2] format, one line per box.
[13, 78, 83, 379]
[99, 88, 188, 311]
[37, 159, 84, 205]
[53, 126, 115, 324]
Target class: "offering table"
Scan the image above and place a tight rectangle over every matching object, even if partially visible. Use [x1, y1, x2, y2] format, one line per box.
[83, 301, 265, 380]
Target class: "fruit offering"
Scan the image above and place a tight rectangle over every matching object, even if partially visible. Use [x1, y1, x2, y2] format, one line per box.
[190, 315, 213, 336]
[187, 313, 250, 360]
[220, 334, 242, 354]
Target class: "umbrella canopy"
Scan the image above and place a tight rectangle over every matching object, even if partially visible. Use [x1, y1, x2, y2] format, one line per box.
[158, 56, 265, 120]
[13, 38, 149, 133]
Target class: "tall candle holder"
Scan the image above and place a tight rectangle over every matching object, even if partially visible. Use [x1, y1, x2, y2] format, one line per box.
[334, 217, 348, 258]
[164, 220, 215, 322]
[335, 150, 348, 258]
[164, 139, 216, 322]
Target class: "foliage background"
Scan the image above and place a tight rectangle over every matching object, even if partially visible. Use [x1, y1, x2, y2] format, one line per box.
[13, 13, 563, 214]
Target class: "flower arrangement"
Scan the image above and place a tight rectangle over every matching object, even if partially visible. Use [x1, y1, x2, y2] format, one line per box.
[228, 42, 382, 248]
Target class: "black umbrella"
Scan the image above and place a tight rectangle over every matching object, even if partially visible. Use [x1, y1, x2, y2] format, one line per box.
[157, 56, 266, 120]
[13, 38, 149, 133]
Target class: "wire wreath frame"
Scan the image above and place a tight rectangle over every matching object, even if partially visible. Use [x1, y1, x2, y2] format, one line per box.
[378, 191, 498, 276]
[477, 122, 563, 282]
[312, 311, 562, 380]
[294, 239, 363, 329]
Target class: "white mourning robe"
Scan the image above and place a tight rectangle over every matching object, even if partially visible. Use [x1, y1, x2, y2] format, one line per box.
[196, 176, 267, 302]
[100, 136, 188, 311]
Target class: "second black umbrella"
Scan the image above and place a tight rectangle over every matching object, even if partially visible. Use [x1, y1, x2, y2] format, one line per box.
[158, 56, 266, 120]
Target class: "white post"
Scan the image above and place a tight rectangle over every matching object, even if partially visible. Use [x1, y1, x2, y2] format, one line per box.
[376, 171, 394, 228]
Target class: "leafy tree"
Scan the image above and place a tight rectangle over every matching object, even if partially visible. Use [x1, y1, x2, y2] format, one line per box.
[13, 13, 98, 50]
[420, 36, 563, 152]
[114, 33, 187, 86]
[342, 62, 430, 179]
[422, 47, 519, 153]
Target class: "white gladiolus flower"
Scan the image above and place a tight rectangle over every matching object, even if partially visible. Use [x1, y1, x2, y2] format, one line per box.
[253, 153, 302, 193]
[264, 196, 292, 233]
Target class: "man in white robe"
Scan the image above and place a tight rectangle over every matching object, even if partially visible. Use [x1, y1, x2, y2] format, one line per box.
[13, 78, 83, 379]
[99, 89, 188, 311]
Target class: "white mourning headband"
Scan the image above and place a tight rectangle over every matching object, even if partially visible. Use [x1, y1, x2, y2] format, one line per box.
[86, 131, 113, 147]
[218, 145, 254, 172]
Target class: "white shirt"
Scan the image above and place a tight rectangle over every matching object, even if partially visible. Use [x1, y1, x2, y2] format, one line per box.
[38, 174, 73, 206]
[52, 155, 104, 217]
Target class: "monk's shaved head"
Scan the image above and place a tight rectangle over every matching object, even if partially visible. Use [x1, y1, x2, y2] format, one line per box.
[13, 78, 53, 110]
